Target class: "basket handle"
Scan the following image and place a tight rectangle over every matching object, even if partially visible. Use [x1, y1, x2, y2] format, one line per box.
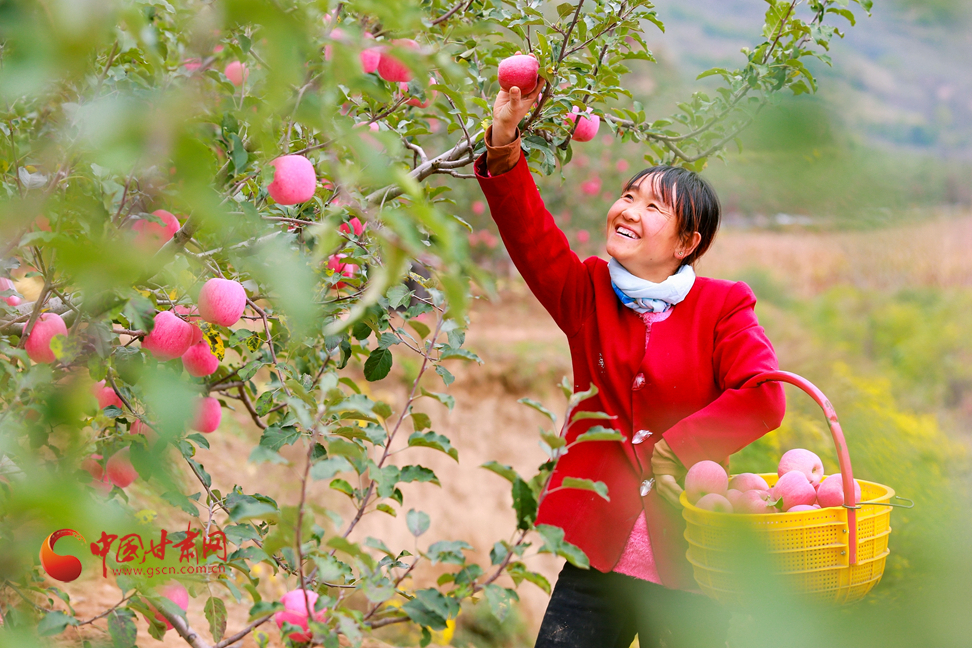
[741, 370, 859, 565]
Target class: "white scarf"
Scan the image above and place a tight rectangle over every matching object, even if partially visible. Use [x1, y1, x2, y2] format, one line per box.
[608, 258, 696, 314]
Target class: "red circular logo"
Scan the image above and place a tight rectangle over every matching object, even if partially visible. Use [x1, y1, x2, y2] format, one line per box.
[40, 529, 85, 582]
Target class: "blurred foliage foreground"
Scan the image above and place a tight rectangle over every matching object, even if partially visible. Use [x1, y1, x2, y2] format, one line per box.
[0, 0, 894, 647]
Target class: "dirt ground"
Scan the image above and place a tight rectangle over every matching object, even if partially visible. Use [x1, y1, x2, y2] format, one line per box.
[45, 213, 972, 647]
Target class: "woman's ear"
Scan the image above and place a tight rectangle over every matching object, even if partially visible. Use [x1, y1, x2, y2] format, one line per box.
[676, 231, 702, 259]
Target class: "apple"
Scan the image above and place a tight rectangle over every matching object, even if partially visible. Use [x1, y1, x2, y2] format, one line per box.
[339, 217, 365, 237]
[182, 341, 219, 377]
[377, 39, 419, 83]
[471, 201, 485, 216]
[173, 305, 204, 345]
[324, 27, 346, 61]
[25, 312, 68, 364]
[576, 229, 590, 243]
[1, 277, 21, 306]
[327, 254, 358, 289]
[106, 449, 138, 488]
[497, 54, 539, 94]
[786, 504, 819, 512]
[224, 61, 249, 86]
[360, 44, 381, 74]
[778, 448, 825, 487]
[142, 311, 195, 361]
[191, 397, 222, 434]
[197, 278, 247, 327]
[772, 471, 817, 511]
[82, 454, 113, 495]
[132, 210, 180, 250]
[267, 154, 317, 205]
[726, 489, 745, 510]
[398, 77, 437, 108]
[736, 489, 779, 514]
[684, 460, 728, 505]
[728, 473, 770, 493]
[275, 589, 327, 642]
[91, 380, 124, 410]
[131, 419, 159, 442]
[566, 106, 600, 142]
[145, 582, 189, 631]
[580, 178, 601, 195]
[696, 493, 733, 513]
[815, 473, 862, 509]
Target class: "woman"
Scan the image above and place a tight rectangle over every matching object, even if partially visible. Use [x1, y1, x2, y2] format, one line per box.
[474, 75, 786, 648]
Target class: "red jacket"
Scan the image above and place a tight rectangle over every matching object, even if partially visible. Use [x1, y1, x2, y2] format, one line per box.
[476, 151, 786, 590]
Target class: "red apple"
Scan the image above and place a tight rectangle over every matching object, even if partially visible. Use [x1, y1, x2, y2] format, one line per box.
[268, 155, 317, 205]
[92, 380, 124, 410]
[566, 106, 600, 142]
[327, 254, 358, 289]
[684, 460, 728, 505]
[339, 217, 365, 237]
[576, 229, 590, 243]
[786, 504, 818, 513]
[778, 448, 825, 487]
[82, 454, 113, 495]
[728, 473, 770, 493]
[25, 312, 68, 364]
[145, 581, 189, 631]
[726, 488, 745, 510]
[736, 489, 779, 514]
[224, 61, 249, 86]
[142, 311, 195, 361]
[497, 54, 539, 94]
[197, 278, 247, 327]
[131, 419, 159, 442]
[580, 178, 601, 195]
[182, 341, 219, 377]
[772, 471, 817, 511]
[132, 210, 180, 251]
[471, 201, 485, 216]
[275, 589, 327, 642]
[173, 305, 204, 345]
[1, 277, 21, 306]
[815, 474, 862, 509]
[377, 39, 419, 83]
[106, 449, 138, 488]
[398, 76, 437, 108]
[696, 492, 733, 513]
[191, 397, 222, 433]
[360, 46, 381, 74]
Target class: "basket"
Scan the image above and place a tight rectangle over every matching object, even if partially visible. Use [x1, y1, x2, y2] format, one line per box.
[679, 370, 905, 606]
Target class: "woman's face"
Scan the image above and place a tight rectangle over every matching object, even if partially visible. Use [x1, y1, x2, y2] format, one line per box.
[605, 175, 691, 282]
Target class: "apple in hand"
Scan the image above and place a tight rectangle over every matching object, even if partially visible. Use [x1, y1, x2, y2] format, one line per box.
[275, 589, 327, 642]
[778, 448, 825, 487]
[25, 312, 68, 364]
[498, 54, 540, 94]
[684, 460, 728, 505]
[268, 155, 317, 205]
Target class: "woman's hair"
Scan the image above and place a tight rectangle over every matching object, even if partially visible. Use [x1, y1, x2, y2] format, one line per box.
[622, 165, 721, 266]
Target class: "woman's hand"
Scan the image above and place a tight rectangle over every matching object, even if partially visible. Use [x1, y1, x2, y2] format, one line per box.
[651, 439, 687, 507]
[491, 52, 546, 147]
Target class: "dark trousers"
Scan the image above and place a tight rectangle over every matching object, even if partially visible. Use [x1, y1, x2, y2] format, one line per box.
[534, 562, 731, 648]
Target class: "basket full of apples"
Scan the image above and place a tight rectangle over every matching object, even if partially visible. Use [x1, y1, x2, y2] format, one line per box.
[677, 371, 907, 606]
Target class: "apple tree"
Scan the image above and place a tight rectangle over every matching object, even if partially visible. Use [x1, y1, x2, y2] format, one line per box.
[0, 0, 871, 646]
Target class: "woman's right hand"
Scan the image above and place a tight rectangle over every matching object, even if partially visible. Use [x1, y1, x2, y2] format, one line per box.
[491, 53, 546, 147]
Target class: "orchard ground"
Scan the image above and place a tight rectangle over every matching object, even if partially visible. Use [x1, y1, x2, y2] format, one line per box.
[33, 211, 972, 648]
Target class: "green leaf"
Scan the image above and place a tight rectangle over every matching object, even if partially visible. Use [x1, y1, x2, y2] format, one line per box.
[310, 457, 353, 481]
[408, 431, 458, 461]
[107, 609, 137, 648]
[204, 597, 227, 643]
[420, 388, 454, 410]
[408, 320, 431, 339]
[400, 465, 440, 486]
[377, 503, 396, 516]
[426, 539, 472, 565]
[386, 284, 412, 309]
[407, 509, 430, 537]
[572, 426, 626, 443]
[560, 477, 610, 501]
[410, 411, 432, 431]
[480, 461, 518, 484]
[434, 364, 454, 386]
[512, 477, 538, 530]
[38, 611, 79, 636]
[254, 390, 276, 416]
[518, 397, 556, 423]
[536, 524, 590, 569]
[330, 478, 355, 497]
[402, 589, 458, 631]
[483, 584, 519, 623]
[364, 347, 393, 381]
[238, 360, 264, 382]
[569, 410, 614, 423]
[258, 426, 301, 451]
[438, 346, 481, 363]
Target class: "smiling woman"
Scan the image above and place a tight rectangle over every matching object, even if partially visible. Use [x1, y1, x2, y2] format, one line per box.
[476, 80, 785, 648]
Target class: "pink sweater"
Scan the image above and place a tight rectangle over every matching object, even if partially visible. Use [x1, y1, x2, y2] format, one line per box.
[610, 307, 675, 584]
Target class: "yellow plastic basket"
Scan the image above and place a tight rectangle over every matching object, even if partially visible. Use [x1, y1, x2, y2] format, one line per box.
[678, 371, 904, 606]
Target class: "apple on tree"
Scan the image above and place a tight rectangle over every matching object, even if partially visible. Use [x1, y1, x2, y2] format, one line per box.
[141, 311, 195, 361]
[24, 312, 68, 364]
[275, 589, 327, 642]
[267, 154, 317, 205]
